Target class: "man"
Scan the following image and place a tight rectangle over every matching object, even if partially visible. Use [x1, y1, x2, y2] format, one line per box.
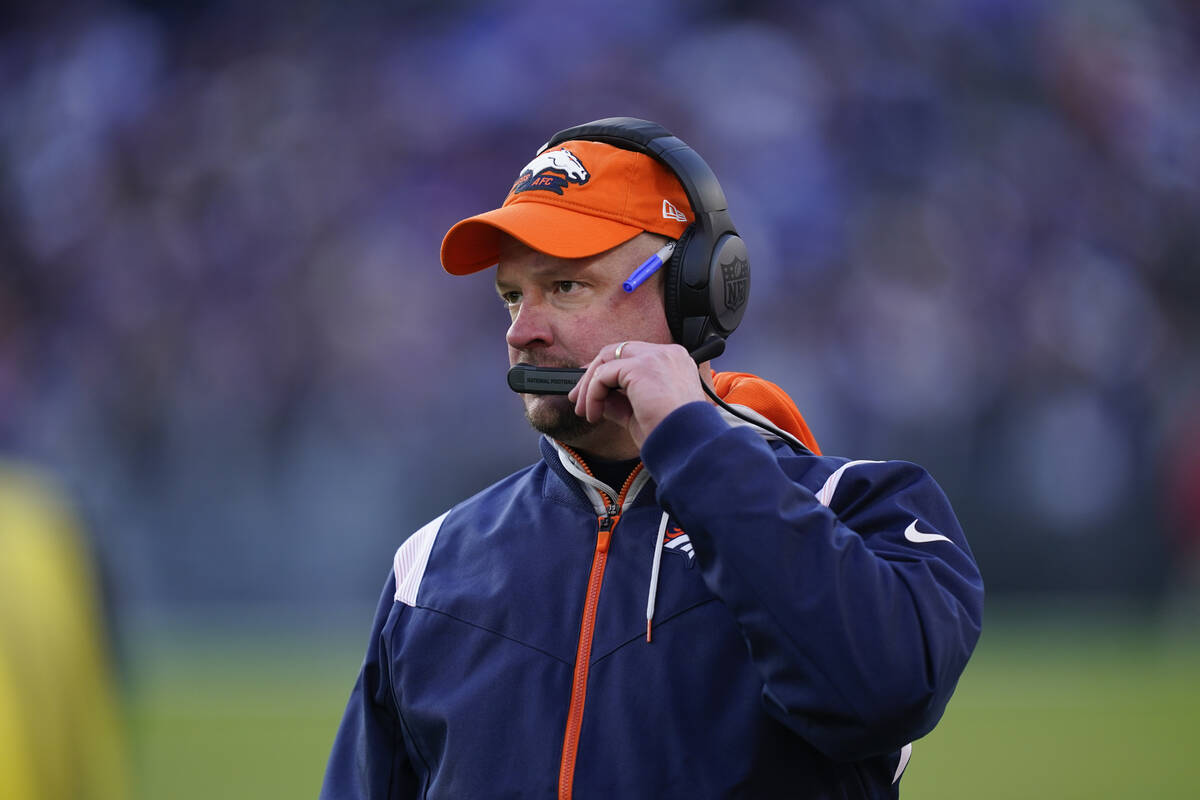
[322, 119, 984, 799]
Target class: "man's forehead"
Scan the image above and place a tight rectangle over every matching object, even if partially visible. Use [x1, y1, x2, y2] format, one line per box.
[494, 232, 664, 288]
[495, 243, 595, 284]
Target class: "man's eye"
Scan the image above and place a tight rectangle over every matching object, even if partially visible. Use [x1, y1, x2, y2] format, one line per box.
[555, 281, 581, 294]
[499, 291, 521, 306]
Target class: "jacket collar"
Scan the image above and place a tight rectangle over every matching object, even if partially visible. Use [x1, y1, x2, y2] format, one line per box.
[539, 436, 653, 516]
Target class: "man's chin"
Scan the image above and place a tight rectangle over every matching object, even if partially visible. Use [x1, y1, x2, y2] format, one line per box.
[523, 395, 596, 441]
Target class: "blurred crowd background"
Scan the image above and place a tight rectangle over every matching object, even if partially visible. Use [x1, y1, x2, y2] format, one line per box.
[1, 2, 1199, 792]
[4, 0, 1199, 631]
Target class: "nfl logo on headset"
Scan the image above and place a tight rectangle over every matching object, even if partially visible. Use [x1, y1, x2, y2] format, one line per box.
[722, 257, 749, 311]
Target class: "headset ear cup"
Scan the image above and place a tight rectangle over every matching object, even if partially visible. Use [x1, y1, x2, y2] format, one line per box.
[663, 226, 694, 347]
[708, 232, 750, 337]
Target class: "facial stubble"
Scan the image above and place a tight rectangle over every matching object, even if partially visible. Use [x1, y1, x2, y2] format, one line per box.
[523, 393, 598, 442]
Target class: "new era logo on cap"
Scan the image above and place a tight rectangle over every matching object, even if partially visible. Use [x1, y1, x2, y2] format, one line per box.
[662, 199, 688, 222]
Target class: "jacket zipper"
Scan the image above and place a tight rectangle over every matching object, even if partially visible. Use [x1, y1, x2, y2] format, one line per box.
[556, 450, 643, 800]
[557, 508, 617, 800]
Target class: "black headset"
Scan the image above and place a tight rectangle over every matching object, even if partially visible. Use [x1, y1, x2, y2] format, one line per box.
[542, 117, 749, 362]
[515, 119, 809, 453]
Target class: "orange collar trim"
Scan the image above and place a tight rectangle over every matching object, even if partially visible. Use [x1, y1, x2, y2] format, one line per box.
[711, 371, 820, 455]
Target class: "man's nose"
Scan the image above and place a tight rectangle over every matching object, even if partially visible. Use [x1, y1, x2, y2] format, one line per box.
[506, 299, 553, 352]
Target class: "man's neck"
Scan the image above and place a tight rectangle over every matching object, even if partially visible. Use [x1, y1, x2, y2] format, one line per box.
[579, 452, 642, 495]
[557, 422, 641, 461]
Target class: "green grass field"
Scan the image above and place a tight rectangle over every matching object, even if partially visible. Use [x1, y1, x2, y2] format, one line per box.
[126, 616, 1200, 799]
[901, 619, 1200, 798]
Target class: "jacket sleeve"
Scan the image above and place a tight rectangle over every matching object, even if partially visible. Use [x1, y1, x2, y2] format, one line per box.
[320, 572, 417, 800]
[641, 402, 985, 761]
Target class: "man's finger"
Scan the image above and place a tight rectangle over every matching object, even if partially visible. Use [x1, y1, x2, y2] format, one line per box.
[574, 341, 635, 419]
[583, 360, 623, 422]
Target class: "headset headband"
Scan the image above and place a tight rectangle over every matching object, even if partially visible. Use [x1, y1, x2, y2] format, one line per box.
[542, 118, 732, 226]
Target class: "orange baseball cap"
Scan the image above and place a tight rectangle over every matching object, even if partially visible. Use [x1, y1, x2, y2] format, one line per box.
[440, 140, 693, 275]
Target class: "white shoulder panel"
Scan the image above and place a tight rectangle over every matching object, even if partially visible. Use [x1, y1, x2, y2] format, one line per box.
[814, 460, 883, 508]
[893, 742, 913, 783]
[393, 510, 450, 606]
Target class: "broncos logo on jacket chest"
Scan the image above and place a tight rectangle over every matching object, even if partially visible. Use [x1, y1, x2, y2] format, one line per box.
[663, 525, 695, 567]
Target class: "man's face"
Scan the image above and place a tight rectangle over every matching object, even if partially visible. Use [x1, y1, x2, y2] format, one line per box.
[495, 233, 674, 449]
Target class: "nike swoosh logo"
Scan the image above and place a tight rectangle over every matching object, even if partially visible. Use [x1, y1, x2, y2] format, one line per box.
[905, 519, 951, 544]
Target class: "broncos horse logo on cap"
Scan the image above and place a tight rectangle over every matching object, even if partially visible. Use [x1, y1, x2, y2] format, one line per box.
[511, 148, 590, 195]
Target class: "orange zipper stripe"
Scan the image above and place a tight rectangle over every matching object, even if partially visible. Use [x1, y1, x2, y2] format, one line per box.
[557, 517, 614, 800]
[556, 449, 644, 800]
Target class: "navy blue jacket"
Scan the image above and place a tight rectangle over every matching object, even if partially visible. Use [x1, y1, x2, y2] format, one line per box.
[321, 401, 984, 798]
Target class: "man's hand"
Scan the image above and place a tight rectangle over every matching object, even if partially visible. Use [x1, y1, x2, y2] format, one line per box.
[567, 341, 707, 449]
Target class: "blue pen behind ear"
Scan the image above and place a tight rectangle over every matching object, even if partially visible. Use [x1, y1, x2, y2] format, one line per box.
[623, 242, 676, 293]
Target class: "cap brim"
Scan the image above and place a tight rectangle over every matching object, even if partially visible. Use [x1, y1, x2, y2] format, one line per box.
[440, 201, 644, 275]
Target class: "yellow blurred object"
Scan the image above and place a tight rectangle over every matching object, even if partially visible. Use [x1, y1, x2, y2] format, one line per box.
[0, 461, 129, 800]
